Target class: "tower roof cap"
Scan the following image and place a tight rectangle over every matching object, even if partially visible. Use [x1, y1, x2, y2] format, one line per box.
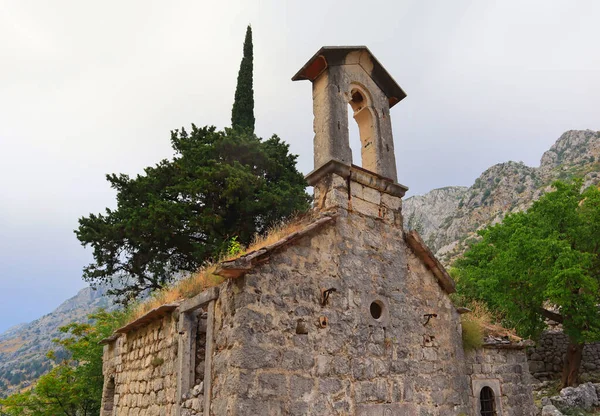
[292, 46, 407, 107]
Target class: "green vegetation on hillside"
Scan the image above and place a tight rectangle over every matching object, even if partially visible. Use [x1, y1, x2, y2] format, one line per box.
[454, 179, 600, 387]
[0, 310, 123, 416]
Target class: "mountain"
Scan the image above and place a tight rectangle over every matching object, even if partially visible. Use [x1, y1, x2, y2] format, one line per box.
[403, 130, 600, 265]
[0, 286, 111, 396]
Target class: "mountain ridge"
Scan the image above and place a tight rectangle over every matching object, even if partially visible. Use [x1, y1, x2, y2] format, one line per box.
[0, 285, 111, 395]
[403, 129, 600, 265]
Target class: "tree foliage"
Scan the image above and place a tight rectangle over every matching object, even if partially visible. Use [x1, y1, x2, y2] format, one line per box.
[231, 25, 254, 132]
[454, 179, 600, 386]
[0, 310, 123, 416]
[75, 126, 310, 302]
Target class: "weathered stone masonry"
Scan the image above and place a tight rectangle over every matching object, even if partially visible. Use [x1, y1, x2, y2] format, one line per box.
[527, 330, 600, 381]
[100, 45, 536, 416]
[101, 311, 179, 416]
[211, 209, 472, 415]
[467, 346, 537, 415]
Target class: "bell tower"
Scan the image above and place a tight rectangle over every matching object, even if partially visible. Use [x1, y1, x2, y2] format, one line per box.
[293, 46, 408, 225]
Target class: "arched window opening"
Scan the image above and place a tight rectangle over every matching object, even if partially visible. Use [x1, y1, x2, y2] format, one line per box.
[347, 87, 377, 172]
[347, 103, 361, 166]
[480, 386, 497, 416]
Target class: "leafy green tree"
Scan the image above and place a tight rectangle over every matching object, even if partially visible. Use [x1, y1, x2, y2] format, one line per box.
[454, 180, 600, 387]
[231, 25, 255, 132]
[0, 310, 122, 416]
[75, 125, 310, 302]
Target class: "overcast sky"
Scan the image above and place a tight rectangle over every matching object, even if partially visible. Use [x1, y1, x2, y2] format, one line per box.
[0, 0, 598, 333]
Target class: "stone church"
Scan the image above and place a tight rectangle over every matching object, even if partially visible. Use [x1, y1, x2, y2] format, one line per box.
[100, 46, 536, 416]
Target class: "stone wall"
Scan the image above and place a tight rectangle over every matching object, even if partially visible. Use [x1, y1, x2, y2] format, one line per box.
[466, 347, 536, 415]
[101, 314, 179, 416]
[209, 209, 473, 415]
[528, 331, 600, 380]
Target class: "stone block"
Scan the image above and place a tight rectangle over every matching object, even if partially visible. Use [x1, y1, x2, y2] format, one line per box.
[316, 355, 333, 377]
[289, 401, 309, 416]
[381, 193, 402, 211]
[282, 349, 314, 371]
[355, 379, 389, 403]
[351, 197, 380, 218]
[236, 398, 285, 415]
[356, 403, 418, 416]
[257, 373, 287, 397]
[350, 182, 365, 199]
[290, 375, 314, 399]
[229, 346, 280, 370]
[324, 188, 349, 209]
[361, 186, 381, 205]
[319, 377, 342, 395]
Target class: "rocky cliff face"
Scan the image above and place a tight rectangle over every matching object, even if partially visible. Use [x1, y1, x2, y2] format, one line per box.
[402, 186, 468, 247]
[404, 130, 600, 265]
[0, 286, 111, 396]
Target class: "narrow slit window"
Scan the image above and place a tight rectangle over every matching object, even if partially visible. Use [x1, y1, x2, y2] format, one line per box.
[102, 377, 115, 416]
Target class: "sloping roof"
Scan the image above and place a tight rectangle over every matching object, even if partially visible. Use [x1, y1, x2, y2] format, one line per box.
[98, 333, 120, 346]
[215, 214, 336, 279]
[98, 215, 336, 344]
[292, 46, 407, 108]
[404, 230, 456, 294]
[114, 303, 180, 335]
[483, 337, 534, 350]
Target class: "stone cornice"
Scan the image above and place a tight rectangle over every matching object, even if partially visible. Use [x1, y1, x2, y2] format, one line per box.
[305, 159, 408, 198]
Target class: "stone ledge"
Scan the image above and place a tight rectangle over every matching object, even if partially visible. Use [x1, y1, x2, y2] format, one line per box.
[215, 214, 336, 279]
[404, 230, 456, 294]
[114, 303, 180, 335]
[179, 286, 219, 314]
[305, 159, 408, 198]
[99, 333, 121, 345]
[483, 340, 534, 350]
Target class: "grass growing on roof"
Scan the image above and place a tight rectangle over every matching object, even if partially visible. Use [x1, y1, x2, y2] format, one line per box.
[461, 318, 483, 351]
[459, 301, 521, 352]
[118, 263, 224, 326]
[118, 212, 318, 327]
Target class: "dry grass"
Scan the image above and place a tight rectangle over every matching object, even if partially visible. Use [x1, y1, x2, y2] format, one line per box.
[119, 213, 316, 327]
[120, 264, 224, 326]
[0, 337, 25, 355]
[461, 301, 521, 343]
[244, 212, 315, 254]
[461, 319, 484, 351]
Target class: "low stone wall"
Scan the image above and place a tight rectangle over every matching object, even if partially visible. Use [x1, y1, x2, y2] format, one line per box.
[527, 331, 600, 380]
[466, 346, 536, 415]
[101, 314, 179, 416]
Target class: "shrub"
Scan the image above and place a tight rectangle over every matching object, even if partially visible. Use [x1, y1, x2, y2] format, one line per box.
[461, 318, 483, 351]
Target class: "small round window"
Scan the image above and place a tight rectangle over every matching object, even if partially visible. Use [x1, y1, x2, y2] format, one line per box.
[370, 301, 383, 320]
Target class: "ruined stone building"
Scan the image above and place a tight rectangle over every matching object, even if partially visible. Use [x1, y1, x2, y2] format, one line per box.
[100, 46, 536, 416]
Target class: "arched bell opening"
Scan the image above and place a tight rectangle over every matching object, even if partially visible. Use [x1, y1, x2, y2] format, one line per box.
[347, 86, 378, 172]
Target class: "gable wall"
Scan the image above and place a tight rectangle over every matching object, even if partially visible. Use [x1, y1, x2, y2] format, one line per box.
[210, 210, 472, 415]
[101, 314, 179, 416]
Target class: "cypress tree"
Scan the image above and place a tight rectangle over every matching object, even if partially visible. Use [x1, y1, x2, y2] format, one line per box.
[231, 25, 255, 133]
